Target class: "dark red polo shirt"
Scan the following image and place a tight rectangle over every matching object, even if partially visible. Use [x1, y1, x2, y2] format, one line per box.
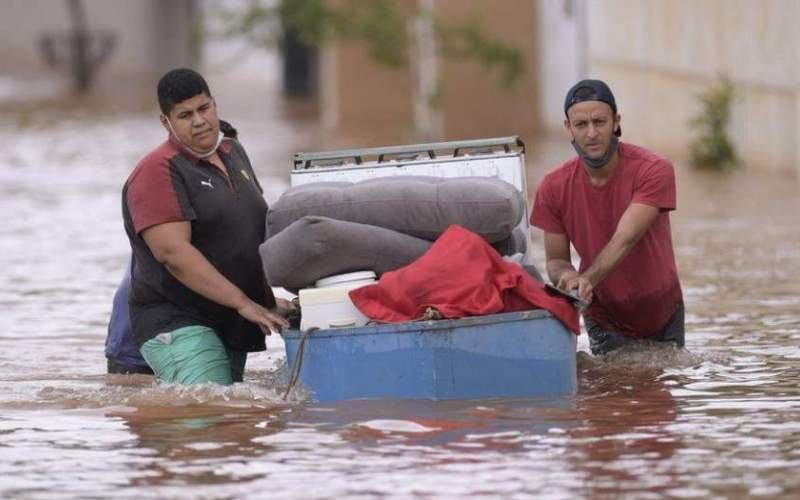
[531, 142, 683, 339]
[122, 120, 274, 351]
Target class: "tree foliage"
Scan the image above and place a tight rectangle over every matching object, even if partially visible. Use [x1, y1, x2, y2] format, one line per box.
[213, 0, 524, 87]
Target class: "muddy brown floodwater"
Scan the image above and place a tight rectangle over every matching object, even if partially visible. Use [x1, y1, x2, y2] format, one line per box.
[1, 75, 799, 499]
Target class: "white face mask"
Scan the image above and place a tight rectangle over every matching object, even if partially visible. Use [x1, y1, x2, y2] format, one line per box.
[164, 117, 224, 158]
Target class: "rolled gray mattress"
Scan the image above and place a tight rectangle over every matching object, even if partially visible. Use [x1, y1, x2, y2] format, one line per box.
[266, 176, 524, 243]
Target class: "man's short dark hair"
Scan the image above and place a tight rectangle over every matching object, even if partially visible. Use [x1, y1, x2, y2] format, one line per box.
[157, 68, 211, 115]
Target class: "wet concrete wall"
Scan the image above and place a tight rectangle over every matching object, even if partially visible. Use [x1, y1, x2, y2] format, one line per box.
[586, 0, 800, 174]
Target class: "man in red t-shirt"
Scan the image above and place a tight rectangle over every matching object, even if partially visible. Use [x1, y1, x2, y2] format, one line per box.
[531, 79, 684, 355]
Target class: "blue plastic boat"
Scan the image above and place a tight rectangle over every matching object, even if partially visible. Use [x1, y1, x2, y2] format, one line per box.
[283, 310, 576, 401]
[282, 137, 577, 401]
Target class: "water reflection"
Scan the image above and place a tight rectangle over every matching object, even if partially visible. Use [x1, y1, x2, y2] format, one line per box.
[107, 404, 293, 487]
[569, 350, 683, 497]
[300, 397, 577, 450]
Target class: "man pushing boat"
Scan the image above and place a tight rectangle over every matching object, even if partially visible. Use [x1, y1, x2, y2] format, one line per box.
[121, 68, 293, 385]
[531, 79, 685, 355]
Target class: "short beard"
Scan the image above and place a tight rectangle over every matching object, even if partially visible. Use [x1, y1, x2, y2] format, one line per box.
[571, 136, 619, 169]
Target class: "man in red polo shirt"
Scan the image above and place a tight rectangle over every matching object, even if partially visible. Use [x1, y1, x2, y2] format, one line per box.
[531, 79, 684, 355]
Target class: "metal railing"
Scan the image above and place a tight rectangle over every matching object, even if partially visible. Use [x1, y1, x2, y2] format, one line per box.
[293, 136, 525, 170]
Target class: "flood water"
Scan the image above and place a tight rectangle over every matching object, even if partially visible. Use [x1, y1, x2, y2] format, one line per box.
[2, 71, 800, 499]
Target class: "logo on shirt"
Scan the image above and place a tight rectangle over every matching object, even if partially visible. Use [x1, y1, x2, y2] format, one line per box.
[200, 178, 214, 189]
[240, 169, 251, 181]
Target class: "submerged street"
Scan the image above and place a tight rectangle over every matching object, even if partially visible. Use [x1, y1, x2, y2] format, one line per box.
[1, 70, 800, 498]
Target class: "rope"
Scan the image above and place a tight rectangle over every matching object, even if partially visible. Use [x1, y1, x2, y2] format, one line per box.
[282, 326, 318, 400]
[366, 307, 443, 325]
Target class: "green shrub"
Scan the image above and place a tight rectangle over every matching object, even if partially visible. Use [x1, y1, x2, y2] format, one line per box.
[689, 79, 738, 170]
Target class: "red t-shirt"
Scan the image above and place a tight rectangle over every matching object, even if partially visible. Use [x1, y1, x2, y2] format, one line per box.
[531, 142, 683, 338]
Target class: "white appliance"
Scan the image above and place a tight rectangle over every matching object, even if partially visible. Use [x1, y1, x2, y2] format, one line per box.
[298, 271, 377, 330]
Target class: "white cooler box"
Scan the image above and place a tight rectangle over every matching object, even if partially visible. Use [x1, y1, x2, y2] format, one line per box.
[298, 271, 376, 330]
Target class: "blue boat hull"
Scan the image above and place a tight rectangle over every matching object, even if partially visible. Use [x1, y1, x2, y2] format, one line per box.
[283, 310, 577, 401]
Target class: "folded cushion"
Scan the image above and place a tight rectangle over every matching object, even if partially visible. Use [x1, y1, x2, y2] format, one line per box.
[260, 216, 431, 290]
[267, 176, 524, 243]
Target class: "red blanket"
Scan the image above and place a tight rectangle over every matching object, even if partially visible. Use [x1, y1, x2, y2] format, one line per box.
[349, 225, 580, 334]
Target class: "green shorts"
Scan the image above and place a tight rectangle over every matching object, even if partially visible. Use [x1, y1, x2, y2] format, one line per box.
[139, 325, 247, 385]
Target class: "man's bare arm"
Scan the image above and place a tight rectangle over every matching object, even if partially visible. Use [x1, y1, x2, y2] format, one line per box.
[141, 221, 288, 334]
[543, 232, 578, 287]
[565, 202, 660, 301]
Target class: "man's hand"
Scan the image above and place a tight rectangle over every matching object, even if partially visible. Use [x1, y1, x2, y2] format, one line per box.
[560, 274, 594, 305]
[272, 297, 297, 318]
[237, 300, 290, 335]
[555, 269, 579, 291]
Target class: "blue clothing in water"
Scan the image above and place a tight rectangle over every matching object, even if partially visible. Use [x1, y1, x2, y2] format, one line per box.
[105, 261, 152, 374]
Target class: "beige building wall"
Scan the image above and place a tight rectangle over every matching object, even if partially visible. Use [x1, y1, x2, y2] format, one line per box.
[0, 0, 197, 95]
[586, 0, 800, 174]
[435, 0, 539, 141]
[319, 0, 542, 147]
[536, 0, 586, 136]
[320, 40, 417, 147]
[318, 0, 417, 146]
